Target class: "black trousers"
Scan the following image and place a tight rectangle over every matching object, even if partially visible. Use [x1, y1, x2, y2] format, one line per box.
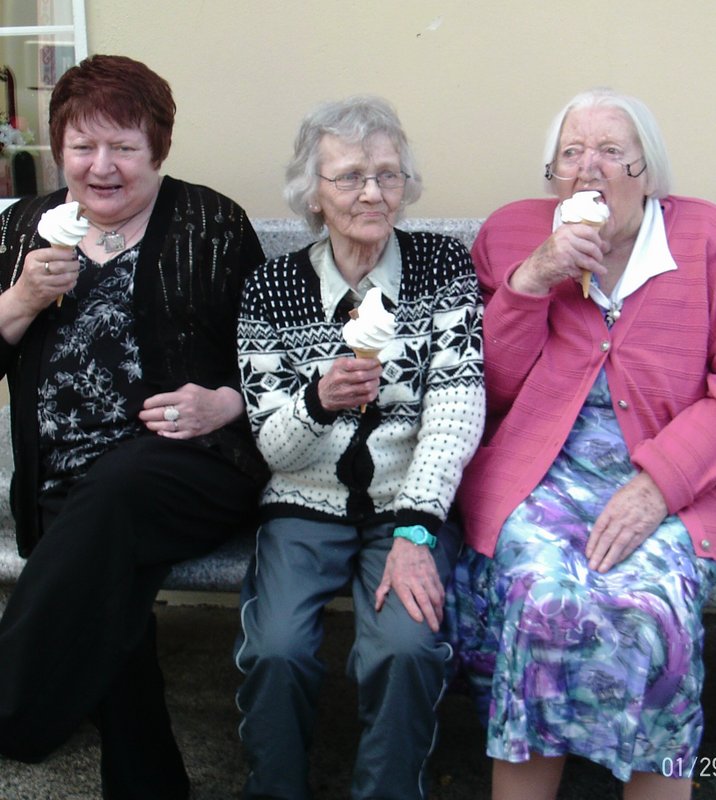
[0, 435, 260, 799]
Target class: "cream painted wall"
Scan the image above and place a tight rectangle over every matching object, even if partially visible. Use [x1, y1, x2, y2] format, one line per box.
[0, 4, 712, 408]
[73, 1, 716, 219]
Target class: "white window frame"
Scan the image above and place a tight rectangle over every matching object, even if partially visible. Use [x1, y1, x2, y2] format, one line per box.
[0, 0, 87, 58]
[0, 0, 87, 206]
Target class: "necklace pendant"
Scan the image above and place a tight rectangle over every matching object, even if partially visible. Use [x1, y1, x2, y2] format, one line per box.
[100, 231, 126, 253]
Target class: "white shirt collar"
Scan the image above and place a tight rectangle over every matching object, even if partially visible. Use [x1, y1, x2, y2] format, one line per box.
[309, 232, 401, 321]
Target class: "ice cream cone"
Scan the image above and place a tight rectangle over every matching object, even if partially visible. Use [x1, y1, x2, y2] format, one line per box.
[39, 203, 87, 308]
[53, 244, 76, 307]
[352, 347, 381, 412]
[352, 347, 381, 360]
[579, 269, 591, 299]
[343, 289, 395, 413]
[559, 192, 609, 301]
[579, 219, 605, 299]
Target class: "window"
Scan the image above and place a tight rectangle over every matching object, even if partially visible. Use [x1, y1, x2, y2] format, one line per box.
[0, 0, 87, 204]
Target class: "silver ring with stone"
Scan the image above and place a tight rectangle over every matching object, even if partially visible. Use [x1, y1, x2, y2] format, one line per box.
[44, 262, 51, 274]
[163, 405, 180, 422]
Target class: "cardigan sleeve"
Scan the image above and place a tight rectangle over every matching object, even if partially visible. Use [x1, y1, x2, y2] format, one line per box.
[217, 198, 265, 395]
[629, 198, 716, 514]
[0, 195, 56, 378]
[392, 238, 485, 531]
[472, 202, 554, 422]
[238, 257, 340, 473]
[632, 382, 716, 515]
[0, 321, 18, 378]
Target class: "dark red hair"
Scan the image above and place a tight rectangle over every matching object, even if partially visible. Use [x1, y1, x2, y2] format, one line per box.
[49, 55, 176, 166]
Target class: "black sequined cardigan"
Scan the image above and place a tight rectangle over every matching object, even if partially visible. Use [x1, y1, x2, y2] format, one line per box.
[0, 176, 268, 555]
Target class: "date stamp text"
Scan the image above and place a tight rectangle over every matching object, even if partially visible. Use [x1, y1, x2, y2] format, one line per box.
[662, 756, 716, 778]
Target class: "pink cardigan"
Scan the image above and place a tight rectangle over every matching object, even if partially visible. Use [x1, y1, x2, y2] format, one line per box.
[458, 195, 716, 559]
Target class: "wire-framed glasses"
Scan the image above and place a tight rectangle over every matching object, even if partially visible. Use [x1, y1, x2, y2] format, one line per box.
[317, 170, 410, 191]
[545, 152, 647, 182]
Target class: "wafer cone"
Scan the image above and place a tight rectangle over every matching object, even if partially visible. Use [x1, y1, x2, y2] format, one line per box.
[579, 269, 591, 299]
[352, 347, 381, 412]
[51, 204, 86, 307]
[52, 245, 75, 307]
[579, 219, 605, 299]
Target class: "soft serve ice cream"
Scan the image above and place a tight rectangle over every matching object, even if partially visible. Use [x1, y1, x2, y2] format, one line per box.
[559, 190, 610, 298]
[38, 201, 89, 249]
[37, 201, 89, 307]
[342, 287, 396, 411]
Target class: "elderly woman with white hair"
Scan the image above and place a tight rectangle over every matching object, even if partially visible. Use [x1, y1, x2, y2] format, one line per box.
[448, 88, 716, 800]
[235, 95, 484, 799]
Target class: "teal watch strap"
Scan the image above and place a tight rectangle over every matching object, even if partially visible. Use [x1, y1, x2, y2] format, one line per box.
[393, 525, 437, 549]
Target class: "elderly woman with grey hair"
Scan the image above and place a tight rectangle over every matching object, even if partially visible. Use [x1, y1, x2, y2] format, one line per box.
[448, 88, 716, 800]
[235, 95, 485, 799]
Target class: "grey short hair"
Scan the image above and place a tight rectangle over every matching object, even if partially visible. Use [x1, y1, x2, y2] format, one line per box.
[543, 88, 672, 198]
[284, 95, 423, 233]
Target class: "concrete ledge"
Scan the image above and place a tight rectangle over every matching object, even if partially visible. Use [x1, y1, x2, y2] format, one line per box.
[161, 537, 256, 593]
[0, 217, 482, 594]
[255, 216, 481, 261]
[0, 403, 18, 587]
[1, 216, 714, 610]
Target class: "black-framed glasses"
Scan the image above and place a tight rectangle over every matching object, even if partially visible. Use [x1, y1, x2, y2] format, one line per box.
[317, 170, 410, 191]
[545, 154, 647, 182]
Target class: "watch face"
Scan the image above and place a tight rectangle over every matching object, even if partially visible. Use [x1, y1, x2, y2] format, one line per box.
[414, 528, 428, 545]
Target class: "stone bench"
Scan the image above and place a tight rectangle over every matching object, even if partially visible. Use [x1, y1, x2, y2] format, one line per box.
[0, 218, 481, 594]
[1, 216, 714, 609]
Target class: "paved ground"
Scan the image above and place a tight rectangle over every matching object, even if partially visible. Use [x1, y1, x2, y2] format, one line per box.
[0, 598, 715, 799]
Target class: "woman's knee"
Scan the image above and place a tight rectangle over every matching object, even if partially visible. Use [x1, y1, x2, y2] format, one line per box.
[239, 599, 321, 670]
[80, 439, 161, 504]
[355, 615, 447, 681]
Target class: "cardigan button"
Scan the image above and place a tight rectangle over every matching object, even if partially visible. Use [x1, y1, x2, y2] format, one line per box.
[600, 340, 610, 352]
[617, 399, 628, 409]
[701, 540, 711, 550]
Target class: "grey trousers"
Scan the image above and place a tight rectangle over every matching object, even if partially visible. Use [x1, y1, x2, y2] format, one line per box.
[235, 517, 461, 800]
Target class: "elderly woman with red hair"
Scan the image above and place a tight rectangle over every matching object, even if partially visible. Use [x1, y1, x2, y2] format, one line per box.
[0, 55, 266, 799]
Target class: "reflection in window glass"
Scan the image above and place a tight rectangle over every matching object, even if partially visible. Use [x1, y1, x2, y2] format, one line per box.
[1, 0, 83, 198]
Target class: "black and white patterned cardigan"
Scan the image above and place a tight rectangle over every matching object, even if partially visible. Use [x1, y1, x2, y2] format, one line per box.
[238, 228, 486, 534]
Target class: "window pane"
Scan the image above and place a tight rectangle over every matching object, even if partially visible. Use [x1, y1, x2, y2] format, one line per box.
[1, 0, 82, 198]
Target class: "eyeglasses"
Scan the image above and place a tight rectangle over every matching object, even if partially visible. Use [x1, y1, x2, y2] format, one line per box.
[317, 170, 410, 191]
[545, 152, 647, 182]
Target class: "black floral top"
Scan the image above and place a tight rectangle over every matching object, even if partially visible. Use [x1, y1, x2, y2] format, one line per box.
[37, 245, 148, 490]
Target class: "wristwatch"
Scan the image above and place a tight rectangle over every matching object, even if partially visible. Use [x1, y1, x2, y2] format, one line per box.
[393, 525, 437, 549]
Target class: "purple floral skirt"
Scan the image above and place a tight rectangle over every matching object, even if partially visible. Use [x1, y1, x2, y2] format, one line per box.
[445, 371, 716, 781]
